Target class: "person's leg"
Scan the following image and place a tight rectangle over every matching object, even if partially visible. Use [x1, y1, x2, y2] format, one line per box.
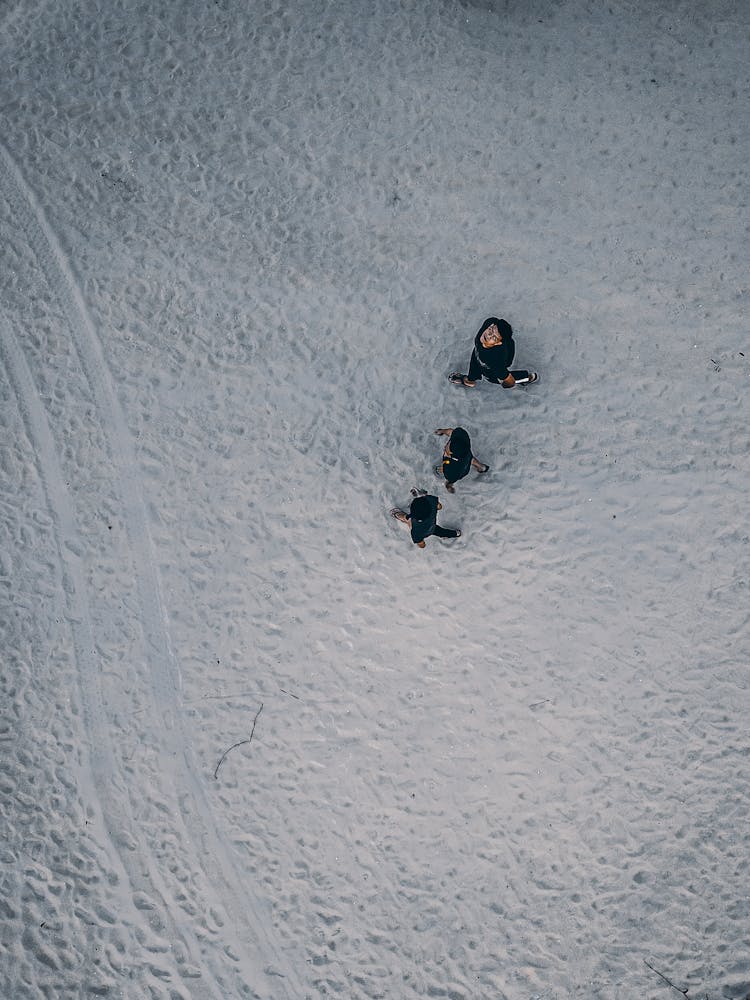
[433, 525, 460, 539]
[508, 369, 538, 384]
[442, 463, 462, 492]
[488, 369, 537, 385]
[452, 351, 483, 386]
[471, 456, 489, 473]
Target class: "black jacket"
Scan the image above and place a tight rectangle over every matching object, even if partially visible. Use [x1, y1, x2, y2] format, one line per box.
[409, 494, 439, 544]
[468, 317, 515, 382]
[442, 427, 472, 484]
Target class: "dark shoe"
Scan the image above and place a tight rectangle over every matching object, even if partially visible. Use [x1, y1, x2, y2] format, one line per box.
[507, 372, 539, 387]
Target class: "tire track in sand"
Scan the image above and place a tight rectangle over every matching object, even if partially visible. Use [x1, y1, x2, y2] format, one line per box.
[0, 142, 306, 998]
[0, 314, 233, 996]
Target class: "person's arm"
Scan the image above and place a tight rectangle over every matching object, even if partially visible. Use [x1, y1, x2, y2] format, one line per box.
[471, 456, 489, 472]
[499, 339, 515, 385]
[465, 349, 481, 385]
[434, 428, 453, 437]
[439, 440, 454, 484]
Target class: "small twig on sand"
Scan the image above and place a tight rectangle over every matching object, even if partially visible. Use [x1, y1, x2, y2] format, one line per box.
[644, 959, 689, 996]
[214, 703, 264, 780]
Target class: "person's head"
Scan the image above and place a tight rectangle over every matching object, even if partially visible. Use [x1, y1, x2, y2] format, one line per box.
[448, 426, 471, 460]
[481, 322, 503, 346]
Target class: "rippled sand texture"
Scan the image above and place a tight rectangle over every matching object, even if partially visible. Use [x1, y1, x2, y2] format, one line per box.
[1, 0, 748, 997]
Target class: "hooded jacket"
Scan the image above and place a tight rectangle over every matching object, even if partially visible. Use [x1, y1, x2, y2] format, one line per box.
[470, 317, 515, 380]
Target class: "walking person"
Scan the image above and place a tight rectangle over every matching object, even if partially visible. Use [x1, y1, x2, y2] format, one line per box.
[391, 489, 461, 548]
[434, 426, 489, 493]
[449, 316, 538, 389]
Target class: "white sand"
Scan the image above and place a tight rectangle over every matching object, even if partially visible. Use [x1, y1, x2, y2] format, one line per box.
[1, 1, 749, 997]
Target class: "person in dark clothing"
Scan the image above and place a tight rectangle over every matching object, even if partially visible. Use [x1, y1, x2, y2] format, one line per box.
[434, 426, 489, 493]
[390, 489, 461, 548]
[449, 317, 538, 389]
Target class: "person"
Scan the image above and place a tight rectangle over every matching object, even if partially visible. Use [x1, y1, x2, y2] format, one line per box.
[449, 316, 538, 389]
[434, 426, 489, 493]
[390, 489, 461, 548]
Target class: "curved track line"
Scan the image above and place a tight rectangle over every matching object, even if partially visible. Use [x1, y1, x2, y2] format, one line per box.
[0, 143, 305, 997]
[0, 316, 232, 999]
[0, 316, 126, 854]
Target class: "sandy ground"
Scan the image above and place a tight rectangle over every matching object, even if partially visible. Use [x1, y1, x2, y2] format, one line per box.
[1, 1, 749, 997]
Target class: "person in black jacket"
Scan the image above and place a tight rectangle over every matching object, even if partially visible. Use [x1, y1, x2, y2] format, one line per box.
[434, 426, 489, 493]
[450, 316, 538, 389]
[390, 489, 461, 548]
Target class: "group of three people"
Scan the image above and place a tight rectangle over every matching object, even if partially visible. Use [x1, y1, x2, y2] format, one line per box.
[392, 317, 538, 549]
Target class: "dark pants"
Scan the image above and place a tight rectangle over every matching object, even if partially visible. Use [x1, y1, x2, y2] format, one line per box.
[480, 369, 531, 384]
[468, 347, 530, 384]
[431, 525, 460, 539]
